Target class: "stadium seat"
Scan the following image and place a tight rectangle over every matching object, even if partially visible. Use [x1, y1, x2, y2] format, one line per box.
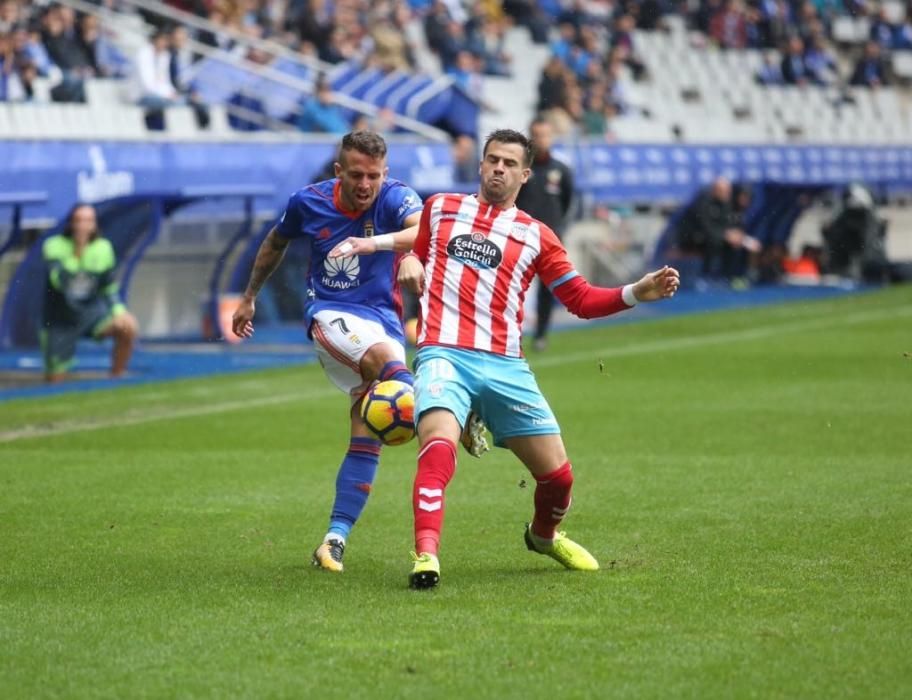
[85, 79, 127, 107]
[164, 107, 200, 140]
[611, 117, 674, 143]
[892, 51, 912, 80]
[883, 1, 907, 23]
[89, 104, 147, 140]
[206, 104, 232, 137]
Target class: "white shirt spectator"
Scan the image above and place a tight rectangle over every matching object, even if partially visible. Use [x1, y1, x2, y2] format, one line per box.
[133, 39, 176, 102]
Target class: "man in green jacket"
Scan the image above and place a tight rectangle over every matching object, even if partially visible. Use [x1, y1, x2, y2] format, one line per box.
[42, 204, 138, 382]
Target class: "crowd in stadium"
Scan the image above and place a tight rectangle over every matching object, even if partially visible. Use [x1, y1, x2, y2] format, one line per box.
[535, 0, 912, 136]
[2, 0, 912, 131]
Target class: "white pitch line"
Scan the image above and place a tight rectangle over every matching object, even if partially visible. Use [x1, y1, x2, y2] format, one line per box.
[0, 387, 336, 444]
[533, 304, 912, 369]
[1, 303, 908, 444]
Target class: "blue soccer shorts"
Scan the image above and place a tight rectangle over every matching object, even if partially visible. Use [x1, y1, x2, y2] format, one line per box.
[413, 345, 560, 447]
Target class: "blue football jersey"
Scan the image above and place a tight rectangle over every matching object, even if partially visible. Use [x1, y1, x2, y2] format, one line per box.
[275, 178, 422, 341]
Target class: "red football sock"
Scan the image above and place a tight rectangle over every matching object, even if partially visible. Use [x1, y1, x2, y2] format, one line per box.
[413, 438, 457, 555]
[531, 462, 574, 540]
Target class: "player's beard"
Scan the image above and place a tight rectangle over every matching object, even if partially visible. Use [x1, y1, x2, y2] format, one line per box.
[481, 177, 512, 207]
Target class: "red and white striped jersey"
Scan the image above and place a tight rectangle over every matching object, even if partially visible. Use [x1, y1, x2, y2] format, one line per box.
[412, 193, 580, 358]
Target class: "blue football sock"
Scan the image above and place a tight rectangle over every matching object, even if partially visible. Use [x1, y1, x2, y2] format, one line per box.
[327, 437, 381, 540]
[379, 360, 414, 386]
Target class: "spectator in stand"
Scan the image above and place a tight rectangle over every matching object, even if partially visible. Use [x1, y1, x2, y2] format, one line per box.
[605, 55, 631, 115]
[612, 14, 647, 79]
[581, 88, 610, 136]
[781, 35, 811, 86]
[869, 6, 896, 51]
[41, 4, 95, 102]
[169, 25, 210, 128]
[134, 27, 181, 109]
[297, 78, 349, 133]
[549, 22, 576, 64]
[423, 1, 451, 58]
[695, 0, 724, 35]
[19, 23, 54, 78]
[370, 17, 412, 72]
[78, 13, 127, 78]
[9, 26, 40, 100]
[0, 0, 21, 34]
[757, 0, 792, 50]
[0, 30, 26, 101]
[502, 0, 551, 42]
[437, 19, 468, 71]
[710, 0, 747, 50]
[795, 1, 820, 41]
[636, 0, 672, 30]
[804, 33, 838, 86]
[470, 16, 511, 77]
[197, 7, 237, 52]
[850, 40, 890, 87]
[320, 25, 358, 64]
[557, 0, 591, 31]
[452, 133, 478, 183]
[446, 49, 484, 100]
[744, 6, 766, 48]
[756, 49, 784, 84]
[537, 55, 570, 112]
[564, 27, 597, 79]
[169, 24, 196, 88]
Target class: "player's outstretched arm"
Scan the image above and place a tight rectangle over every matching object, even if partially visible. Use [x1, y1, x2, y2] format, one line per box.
[631, 265, 681, 302]
[553, 265, 681, 320]
[329, 224, 419, 259]
[231, 227, 290, 338]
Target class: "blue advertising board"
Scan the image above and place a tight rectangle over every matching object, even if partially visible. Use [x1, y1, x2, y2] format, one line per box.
[3, 139, 912, 226]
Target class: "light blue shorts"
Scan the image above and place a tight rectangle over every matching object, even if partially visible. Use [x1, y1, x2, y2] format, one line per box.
[414, 345, 560, 447]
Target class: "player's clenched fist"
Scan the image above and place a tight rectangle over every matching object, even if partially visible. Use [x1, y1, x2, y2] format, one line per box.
[398, 255, 425, 295]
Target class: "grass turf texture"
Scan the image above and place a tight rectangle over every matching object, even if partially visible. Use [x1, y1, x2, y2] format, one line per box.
[2, 286, 911, 698]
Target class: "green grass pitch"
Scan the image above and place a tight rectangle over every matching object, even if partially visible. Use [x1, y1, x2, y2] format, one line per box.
[2, 286, 911, 698]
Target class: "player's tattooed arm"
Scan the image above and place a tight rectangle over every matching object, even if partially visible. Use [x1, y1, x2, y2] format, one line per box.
[232, 228, 290, 338]
[244, 228, 289, 299]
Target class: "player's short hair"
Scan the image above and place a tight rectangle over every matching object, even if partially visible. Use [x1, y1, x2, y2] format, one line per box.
[339, 131, 388, 164]
[62, 203, 100, 242]
[482, 129, 534, 167]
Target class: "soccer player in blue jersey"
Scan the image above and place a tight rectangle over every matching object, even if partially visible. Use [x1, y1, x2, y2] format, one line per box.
[231, 131, 427, 572]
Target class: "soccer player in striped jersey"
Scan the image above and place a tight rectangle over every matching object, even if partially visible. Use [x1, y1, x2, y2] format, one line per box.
[230, 131, 427, 574]
[331, 129, 680, 589]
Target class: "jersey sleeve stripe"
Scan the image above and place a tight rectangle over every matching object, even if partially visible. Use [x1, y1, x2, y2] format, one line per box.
[547, 270, 580, 292]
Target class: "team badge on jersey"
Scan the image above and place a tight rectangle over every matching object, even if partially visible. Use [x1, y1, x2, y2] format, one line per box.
[510, 223, 530, 241]
[364, 221, 375, 238]
[447, 232, 503, 270]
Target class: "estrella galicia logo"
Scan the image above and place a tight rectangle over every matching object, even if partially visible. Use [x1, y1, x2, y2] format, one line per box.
[323, 255, 361, 289]
[447, 232, 503, 270]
